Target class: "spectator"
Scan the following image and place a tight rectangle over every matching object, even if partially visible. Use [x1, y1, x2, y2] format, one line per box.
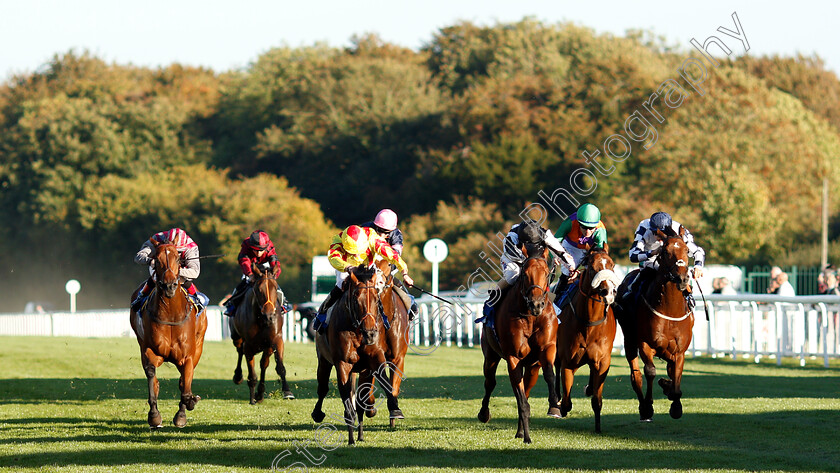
[821, 271, 840, 296]
[713, 277, 737, 296]
[767, 266, 795, 296]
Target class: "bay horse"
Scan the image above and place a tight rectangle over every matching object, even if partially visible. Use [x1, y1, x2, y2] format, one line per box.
[555, 247, 620, 433]
[478, 243, 561, 444]
[615, 227, 694, 421]
[356, 258, 410, 428]
[129, 239, 208, 429]
[311, 265, 403, 445]
[230, 264, 294, 404]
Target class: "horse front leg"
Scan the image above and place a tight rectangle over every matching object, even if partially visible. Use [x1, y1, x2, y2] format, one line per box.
[255, 350, 271, 403]
[142, 350, 164, 429]
[371, 355, 403, 422]
[335, 362, 357, 445]
[662, 353, 685, 419]
[272, 340, 294, 399]
[506, 356, 531, 444]
[639, 345, 657, 422]
[478, 336, 500, 424]
[311, 355, 332, 423]
[538, 346, 562, 418]
[232, 337, 244, 385]
[174, 357, 200, 428]
[245, 352, 258, 405]
[588, 359, 611, 434]
[387, 355, 407, 428]
[558, 363, 576, 418]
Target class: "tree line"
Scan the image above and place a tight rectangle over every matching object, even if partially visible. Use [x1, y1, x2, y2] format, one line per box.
[1, 19, 839, 310]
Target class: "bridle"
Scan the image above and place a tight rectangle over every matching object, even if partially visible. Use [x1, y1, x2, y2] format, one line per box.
[252, 276, 278, 324]
[519, 255, 551, 315]
[345, 270, 386, 330]
[569, 256, 612, 327]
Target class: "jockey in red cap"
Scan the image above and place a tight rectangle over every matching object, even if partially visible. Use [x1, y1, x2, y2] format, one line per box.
[224, 230, 283, 317]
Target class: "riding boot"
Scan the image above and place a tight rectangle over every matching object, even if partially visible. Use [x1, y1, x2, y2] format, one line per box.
[224, 279, 249, 316]
[131, 278, 154, 314]
[553, 274, 570, 300]
[314, 286, 343, 333]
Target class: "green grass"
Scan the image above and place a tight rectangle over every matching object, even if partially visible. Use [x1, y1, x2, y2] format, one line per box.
[1, 336, 839, 473]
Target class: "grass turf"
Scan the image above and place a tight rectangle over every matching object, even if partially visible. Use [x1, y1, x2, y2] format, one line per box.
[0, 336, 839, 472]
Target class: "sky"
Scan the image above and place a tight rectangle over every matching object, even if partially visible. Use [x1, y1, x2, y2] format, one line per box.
[1, 0, 839, 80]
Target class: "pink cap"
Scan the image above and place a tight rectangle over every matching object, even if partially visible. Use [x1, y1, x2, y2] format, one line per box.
[373, 209, 398, 231]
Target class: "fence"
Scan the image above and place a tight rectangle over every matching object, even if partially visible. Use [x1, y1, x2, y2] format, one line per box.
[2, 294, 839, 367]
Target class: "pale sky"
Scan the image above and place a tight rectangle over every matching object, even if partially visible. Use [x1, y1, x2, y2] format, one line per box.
[1, 0, 839, 80]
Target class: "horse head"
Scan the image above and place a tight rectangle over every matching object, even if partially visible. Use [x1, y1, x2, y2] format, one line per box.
[580, 248, 620, 305]
[251, 264, 279, 326]
[346, 266, 386, 346]
[521, 244, 551, 317]
[152, 240, 181, 298]
[655, 227, 691, 291]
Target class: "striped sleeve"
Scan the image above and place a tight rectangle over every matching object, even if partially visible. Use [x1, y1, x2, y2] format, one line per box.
[628, 223, 649, 263]
[544, 230, 574, 270]
[680, 226, 705, 267]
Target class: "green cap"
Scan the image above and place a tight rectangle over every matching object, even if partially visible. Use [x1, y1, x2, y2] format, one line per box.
[577, 203, 601, 227]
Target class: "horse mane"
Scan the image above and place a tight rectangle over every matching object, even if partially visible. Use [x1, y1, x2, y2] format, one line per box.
[581, 247, 607, 267]
[660, 226, 678, 238]
[350, 265, 377, 283]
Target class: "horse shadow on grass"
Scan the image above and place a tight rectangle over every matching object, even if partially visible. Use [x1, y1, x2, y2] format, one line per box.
[1, 410, 837, 472]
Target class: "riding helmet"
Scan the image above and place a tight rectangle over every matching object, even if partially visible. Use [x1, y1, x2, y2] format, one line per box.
[249, 230, 271, 251]
[341, 225, 369, 255]
[373, 209, 398, 232]
[577, 203, 601, 228]
[650, 212, 673, 231]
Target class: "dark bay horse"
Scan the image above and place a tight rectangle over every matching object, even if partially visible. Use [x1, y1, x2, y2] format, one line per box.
[230, 264, 294, 404]
[311, 265, 403, 445]
[478, 244, 561, 444]
[357, 259, 410, 428]
[129, 240, 208, 429]
[555, 248, 620, 433]
[616, 227, 694, 421]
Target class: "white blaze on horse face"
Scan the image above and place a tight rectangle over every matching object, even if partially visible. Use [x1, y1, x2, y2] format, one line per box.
[676, 259, 687, 267]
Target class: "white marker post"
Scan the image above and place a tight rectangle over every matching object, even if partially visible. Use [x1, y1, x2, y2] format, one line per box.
[65, 279, 81, 313]
[422, 239, 448, 296]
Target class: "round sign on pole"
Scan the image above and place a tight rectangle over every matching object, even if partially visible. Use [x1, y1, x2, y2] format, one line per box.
[423, 239, 448, 263]
[66, 279, 80, 313]
[65, 279, 81, 295]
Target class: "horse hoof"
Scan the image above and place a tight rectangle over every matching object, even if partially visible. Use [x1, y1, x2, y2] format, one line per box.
[523, 436, 532, 444]
[560, 405, 571, 418]
[365, 407, 377, 418]
[283, 391, 295, 400]
[477, 408, 491, 423]
[584, 384, 593, 397]
[249, 399, 257, 405]
[311, 410, 326, 423]
[148, 412, 162, 428]
[173, 412, 187, 428]
[670, 400, 683, 419]
[233, 372, 243, 385]
[547, 407, 562, 418]
[183, 395, 200, 411]
[640, 403, 654, 420]
[515, 432, 524, 439]
[389, 409, 404, 420]
[389, 418, 396, 429]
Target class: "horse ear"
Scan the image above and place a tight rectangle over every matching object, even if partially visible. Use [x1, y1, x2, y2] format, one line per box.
[253, 264, 263, 277]
[522, 245, 530, 258]
[654, 229, 667, 241]
[152, 238, 162, 248]
[541, 246, 549, 259]
[678, 225, 687, 238]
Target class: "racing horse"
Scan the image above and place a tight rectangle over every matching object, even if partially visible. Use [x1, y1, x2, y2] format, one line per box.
[478, 243, 561, 444]
[230, 264, 294, 404]
[355, 258, 410, 428]
[311, 265, 403, 445]
[129, 239, 208, 429]
[555, 247, 620, 433]
[615, 226, 695, 421]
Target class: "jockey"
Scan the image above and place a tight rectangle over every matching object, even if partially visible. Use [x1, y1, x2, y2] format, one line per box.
[312, 225, 414, 332]
[131, 228, 209, 314]
[553, 203, 608, 298]
[223, 230, 283, 317]
[361, 209, 417, 318]
[621, 211, 705, 306]
[477, 219, 575, 327]
[361, 209, 404, 255]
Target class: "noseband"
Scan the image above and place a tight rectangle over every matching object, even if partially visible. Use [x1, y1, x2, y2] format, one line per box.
[345, 282, 385, 330]
[520, 256, 550, 312]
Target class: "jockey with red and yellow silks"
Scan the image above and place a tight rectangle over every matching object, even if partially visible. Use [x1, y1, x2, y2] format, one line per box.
[314, 225, 413, 330]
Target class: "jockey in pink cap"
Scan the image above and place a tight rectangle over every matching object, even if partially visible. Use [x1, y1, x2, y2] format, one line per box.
[360, 209, 416, 319]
